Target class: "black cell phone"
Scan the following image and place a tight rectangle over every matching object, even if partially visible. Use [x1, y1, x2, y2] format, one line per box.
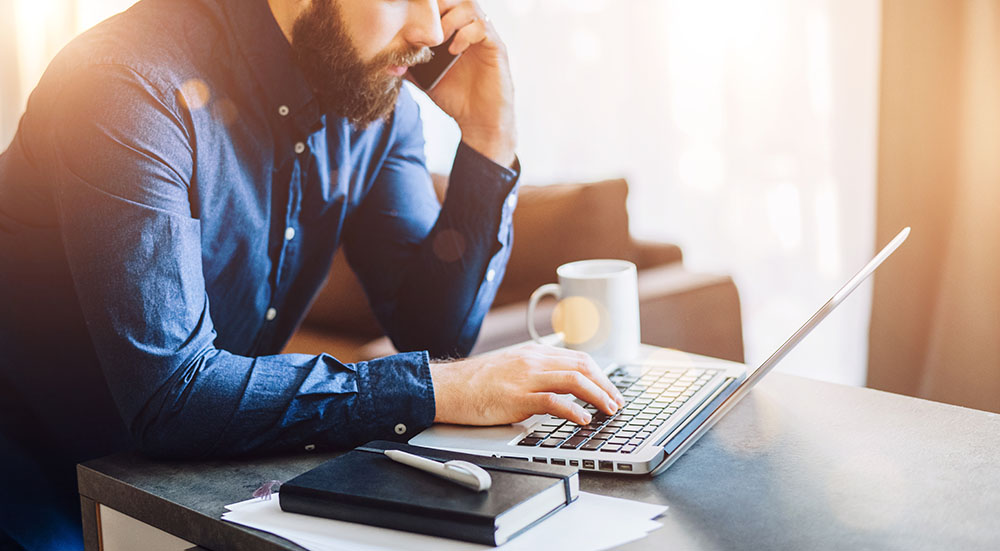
[408, 35, 462, 91]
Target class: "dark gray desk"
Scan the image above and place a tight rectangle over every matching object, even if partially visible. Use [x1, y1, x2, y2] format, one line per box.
[78, 373, 1000, 550]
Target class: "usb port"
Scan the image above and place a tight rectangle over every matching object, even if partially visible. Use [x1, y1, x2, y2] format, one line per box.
[569, 460, 579, 466]
[582, 460, 596, 469]
[551, 458, 566, 465]
[618, 463, 633, 472]
[599, 461, 614, 471]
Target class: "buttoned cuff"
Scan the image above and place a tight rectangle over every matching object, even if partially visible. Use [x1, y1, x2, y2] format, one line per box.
[453, 141, 520, 189]
[444, 143, 520, 250]
[353, 350, 435, 442]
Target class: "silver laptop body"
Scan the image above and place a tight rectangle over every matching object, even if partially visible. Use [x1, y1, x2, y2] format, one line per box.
[410, 228, 910, 475]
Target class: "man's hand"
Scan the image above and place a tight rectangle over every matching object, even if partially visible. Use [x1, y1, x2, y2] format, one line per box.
[430, 343, 626, 426]
[421, 0, 516, 167]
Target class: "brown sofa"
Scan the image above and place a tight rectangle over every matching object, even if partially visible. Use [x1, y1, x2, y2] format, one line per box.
[284, 177, 744, 363]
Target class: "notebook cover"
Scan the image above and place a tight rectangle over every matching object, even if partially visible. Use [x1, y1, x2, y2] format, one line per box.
[279, 440, 577, 546]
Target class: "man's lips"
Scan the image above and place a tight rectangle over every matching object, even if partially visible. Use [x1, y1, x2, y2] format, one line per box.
[387, 65, 409, 76]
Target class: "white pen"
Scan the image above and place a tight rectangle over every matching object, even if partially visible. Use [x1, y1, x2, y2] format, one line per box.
[384, 449, 492, 492]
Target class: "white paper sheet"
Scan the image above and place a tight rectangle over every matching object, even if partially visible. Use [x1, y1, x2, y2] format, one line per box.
[222, 491, 667, 551]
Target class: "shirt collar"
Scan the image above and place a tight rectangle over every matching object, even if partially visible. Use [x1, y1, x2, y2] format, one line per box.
[215, 0, 322, 136]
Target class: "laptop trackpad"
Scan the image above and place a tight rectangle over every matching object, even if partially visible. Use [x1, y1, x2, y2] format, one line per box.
[409, 422, 527, 451]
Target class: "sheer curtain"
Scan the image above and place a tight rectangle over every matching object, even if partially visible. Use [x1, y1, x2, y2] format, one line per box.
[3, 0, 883, 386]
[870, 0, 1000, 413]
[416, 0, 882, 385]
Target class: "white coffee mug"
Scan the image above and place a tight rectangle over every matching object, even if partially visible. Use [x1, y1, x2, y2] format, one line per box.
[527, 259, 641, 362]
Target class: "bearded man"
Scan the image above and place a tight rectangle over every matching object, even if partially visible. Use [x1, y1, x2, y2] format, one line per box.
[0, 1, 624, 548]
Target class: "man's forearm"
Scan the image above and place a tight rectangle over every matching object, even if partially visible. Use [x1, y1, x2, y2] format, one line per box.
[378, 143, 518, 358]
[129, 348, 435, 458]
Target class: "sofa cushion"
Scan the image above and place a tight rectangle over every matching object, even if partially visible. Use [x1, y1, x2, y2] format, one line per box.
[303, 247, 384, 337]
[492, 178, 633, 307]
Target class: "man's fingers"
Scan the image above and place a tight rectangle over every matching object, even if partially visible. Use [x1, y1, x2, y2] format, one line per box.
[533, 393, 591, 425]
[439, 2, 480, 43]
[531, 347, 625, 407]
[533, 371, 619, 415]
[439, 2, 491, 55]
[449, 20, 488, 56]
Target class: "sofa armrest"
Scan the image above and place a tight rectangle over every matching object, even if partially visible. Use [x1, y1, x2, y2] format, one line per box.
[634, 264, 743, 362]
[630, 239, 683, 270]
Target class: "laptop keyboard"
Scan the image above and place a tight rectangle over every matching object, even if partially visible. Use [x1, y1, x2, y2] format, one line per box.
[516, 366, 719, 454]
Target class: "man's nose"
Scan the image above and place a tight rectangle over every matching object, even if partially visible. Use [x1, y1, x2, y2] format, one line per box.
[402, 0, 445, 48]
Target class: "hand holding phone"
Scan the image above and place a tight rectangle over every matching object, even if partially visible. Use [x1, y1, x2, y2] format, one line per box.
[407, 2, 515, 166]
[408, 35, 462, 91]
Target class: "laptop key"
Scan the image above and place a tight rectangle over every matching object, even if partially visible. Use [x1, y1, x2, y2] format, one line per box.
[560, 436, 587, 449]
[608, 436, 630, 445]
[621, 445, 637, 453]
[539, 438, 564, 448]
[517, 437, 542, 446]
[602, 443, 623, 452]
[528, 431, 550, 439]
[581, 439, 605, 451]
[607, 420, 627, 428]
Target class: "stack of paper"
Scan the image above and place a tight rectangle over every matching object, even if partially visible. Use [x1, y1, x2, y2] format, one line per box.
[222, 491, 667, 551]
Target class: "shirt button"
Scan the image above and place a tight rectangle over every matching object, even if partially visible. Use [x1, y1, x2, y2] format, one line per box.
[304, 444, 315, 451]
[284, 227, 296, 241]
[294, 142, 306, 154]
[486, 269, 496, 282]
[278, 105, 289, 116]
[507, 194, 518, 209]
[266, 307, 277, 321]
[394, 423, 407, 435]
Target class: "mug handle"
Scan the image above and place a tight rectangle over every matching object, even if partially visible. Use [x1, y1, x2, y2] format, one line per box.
[527, 283, 562, 343]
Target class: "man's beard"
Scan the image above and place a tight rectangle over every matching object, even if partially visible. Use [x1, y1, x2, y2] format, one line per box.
[291, 0, 432, 127]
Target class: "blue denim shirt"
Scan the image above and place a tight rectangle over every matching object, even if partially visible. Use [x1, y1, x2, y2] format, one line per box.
[0, 0, 517, 546]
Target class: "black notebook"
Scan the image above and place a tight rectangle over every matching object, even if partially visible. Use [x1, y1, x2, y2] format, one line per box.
[279, 440, 579, 546]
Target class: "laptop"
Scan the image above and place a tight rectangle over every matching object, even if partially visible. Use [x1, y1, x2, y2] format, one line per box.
[411, 228, 910, 475]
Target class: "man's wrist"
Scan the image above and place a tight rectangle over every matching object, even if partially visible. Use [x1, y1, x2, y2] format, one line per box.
[429, 362, 459, 424]
[460, 128, 517, 168]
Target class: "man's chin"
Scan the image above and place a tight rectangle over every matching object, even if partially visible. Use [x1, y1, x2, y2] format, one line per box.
[322, 87, 402, 127]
